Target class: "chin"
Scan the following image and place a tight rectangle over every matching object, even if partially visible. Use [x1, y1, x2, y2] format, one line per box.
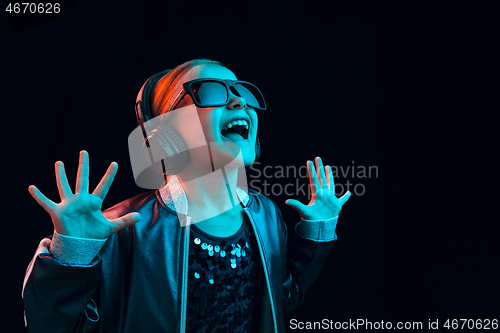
[213, 136, 255, 166]
[222, 148, 254, 169]
[242, 150, 256, 167]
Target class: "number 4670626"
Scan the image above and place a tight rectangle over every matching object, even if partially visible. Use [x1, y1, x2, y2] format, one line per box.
[6, 3, 61, 14]
[444, 319, 498, 330]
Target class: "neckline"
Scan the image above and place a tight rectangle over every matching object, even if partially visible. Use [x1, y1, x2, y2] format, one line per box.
[191, 215, 248, 240]
[157, 175, 251, 215]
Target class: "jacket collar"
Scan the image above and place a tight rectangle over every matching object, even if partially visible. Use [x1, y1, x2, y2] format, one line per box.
[158, 175, 249, 215]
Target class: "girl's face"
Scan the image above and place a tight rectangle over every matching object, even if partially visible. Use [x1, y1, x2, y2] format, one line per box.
[174, 64, 259, 167]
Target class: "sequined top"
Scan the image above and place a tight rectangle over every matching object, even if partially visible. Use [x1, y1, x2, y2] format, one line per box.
[186, 215, 264, 332]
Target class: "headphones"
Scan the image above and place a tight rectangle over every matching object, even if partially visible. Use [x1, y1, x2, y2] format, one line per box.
[135, 69, 261, 178]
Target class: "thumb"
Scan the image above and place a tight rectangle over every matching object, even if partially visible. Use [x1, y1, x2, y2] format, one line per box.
[285, 199, 307, 213]
[109, 212, 142, 233]
[339, 191, 352, 205]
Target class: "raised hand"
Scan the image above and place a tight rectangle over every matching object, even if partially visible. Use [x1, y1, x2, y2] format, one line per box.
[285, 156, 351, 221]
[28, 150, 141, 239]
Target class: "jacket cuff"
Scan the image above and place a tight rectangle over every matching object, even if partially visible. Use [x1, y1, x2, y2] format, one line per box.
[49, 231, 107, 265]
[294, 216, 338, 242]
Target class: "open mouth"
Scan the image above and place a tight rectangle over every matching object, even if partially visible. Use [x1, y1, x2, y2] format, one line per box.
[221, 119, 249, 140]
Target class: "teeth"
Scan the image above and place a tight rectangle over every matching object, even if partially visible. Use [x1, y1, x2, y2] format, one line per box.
[222, 119, 249, 130]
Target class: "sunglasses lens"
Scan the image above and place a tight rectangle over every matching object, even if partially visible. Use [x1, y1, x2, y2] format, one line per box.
[235, 83, 266, 110]
[192, 81, 228, 106]
[190, 80, 266, 110]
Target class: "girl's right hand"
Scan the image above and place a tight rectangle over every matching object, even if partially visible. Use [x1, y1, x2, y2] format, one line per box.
[28, 150, 141, 239]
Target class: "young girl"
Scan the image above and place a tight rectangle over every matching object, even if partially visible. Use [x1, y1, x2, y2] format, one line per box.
[23, 59, 351, 333]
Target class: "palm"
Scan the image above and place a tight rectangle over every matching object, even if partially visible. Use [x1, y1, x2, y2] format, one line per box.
[286, 156, 351, 221]
[28, 151, 141, 239]
[54, 193, 109, 239]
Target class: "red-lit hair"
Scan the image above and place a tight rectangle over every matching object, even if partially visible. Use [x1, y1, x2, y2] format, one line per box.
[152, 58, 227, 117]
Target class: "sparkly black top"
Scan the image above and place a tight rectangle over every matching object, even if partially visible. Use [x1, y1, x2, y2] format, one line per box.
[186, 215, 264, 332]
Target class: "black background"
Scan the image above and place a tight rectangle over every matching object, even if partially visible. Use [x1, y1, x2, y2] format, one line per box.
[1, 1, 498, 332]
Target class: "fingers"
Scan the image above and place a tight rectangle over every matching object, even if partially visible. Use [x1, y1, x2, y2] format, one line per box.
[109, 212, 141, 233]
[326, 165, 335, 191]
[93, 162, 118, 200]
[315, 156, 328, 188]
[55, 161, 73, 199]
[75, 150, 90, 193]
[339, 191, 352, 205]
[307, 160, 320, 196]
[28, 185, 57, 213]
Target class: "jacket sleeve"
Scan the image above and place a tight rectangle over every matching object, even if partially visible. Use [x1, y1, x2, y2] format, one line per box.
[279, 206, 338, 313]
[22, 234, 105, 333]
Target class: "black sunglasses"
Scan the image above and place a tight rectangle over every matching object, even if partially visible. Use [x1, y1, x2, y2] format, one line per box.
[168, 78, 267, 112]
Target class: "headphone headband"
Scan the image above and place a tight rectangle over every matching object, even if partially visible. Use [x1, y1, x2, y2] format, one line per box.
[135, 69, 172, 126]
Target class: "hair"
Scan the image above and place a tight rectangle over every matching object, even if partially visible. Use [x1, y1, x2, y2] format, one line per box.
[151, 58, 228, 117]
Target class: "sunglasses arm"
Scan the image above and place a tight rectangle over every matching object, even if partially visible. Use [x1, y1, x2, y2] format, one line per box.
[167, 89, 186, 113]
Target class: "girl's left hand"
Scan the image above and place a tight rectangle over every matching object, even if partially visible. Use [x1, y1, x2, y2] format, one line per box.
[285, 156, 351, 220]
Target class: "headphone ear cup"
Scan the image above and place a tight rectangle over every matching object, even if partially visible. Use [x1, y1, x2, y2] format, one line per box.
[141, 125, 190, 176]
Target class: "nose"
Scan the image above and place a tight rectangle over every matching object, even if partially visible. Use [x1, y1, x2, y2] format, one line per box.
[226, 87, 247, 110]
